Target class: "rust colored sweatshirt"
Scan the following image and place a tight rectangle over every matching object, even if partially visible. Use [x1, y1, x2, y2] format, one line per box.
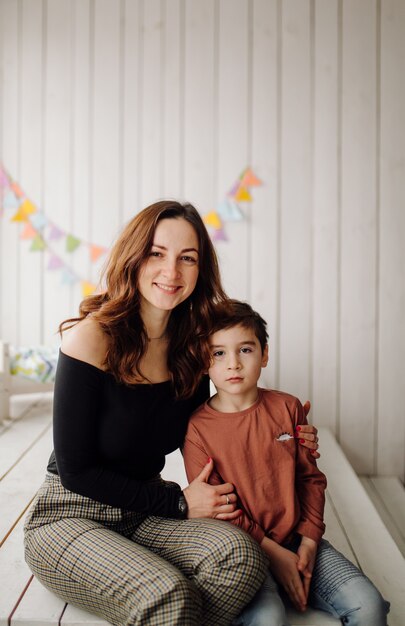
[183, 389, 327, 545]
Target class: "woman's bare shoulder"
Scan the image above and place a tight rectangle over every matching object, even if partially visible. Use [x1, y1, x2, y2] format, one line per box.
[61, 317, 108, 370]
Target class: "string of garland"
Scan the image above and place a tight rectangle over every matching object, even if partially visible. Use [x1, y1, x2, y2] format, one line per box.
[0, 163, 262, 296]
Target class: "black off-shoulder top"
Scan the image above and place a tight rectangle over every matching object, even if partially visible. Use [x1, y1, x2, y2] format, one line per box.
[47, 351, 209, 518]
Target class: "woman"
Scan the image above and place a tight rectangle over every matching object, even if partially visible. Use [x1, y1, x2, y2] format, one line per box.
[24, 201, 319, 626]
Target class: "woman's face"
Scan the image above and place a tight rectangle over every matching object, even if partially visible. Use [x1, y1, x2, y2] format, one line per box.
[138, 217, 200, 313]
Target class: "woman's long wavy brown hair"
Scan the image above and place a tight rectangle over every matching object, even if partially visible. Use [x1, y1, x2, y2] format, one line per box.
[60, 200, 228, 398]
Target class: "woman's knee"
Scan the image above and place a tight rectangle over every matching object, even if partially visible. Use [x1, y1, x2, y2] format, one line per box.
[132, 574, 202, 625]
[203, 522, 267, 580]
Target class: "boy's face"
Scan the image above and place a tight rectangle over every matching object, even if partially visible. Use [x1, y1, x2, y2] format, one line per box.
[208, 324, 269, 397]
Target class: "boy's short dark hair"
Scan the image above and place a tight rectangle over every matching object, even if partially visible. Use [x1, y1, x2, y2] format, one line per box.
[209, 299, 269, 353]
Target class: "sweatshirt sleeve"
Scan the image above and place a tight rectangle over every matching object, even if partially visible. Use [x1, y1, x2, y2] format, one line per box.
[52, 351, 185, 518]
[293, 400, 327, 543]
[183, 420, 266, 543]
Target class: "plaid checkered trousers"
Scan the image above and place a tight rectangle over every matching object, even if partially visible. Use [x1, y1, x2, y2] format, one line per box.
[24, 473, 267, 625]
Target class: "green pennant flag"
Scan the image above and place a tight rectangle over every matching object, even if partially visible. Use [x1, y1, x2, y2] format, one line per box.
[66, 234, 81, 253]
[30, 234, 46, 251]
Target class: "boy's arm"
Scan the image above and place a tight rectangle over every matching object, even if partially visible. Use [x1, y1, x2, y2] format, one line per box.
[293, 400, 327, 543]
[182, 426, 223, 486]
[183, 425, 266, 541]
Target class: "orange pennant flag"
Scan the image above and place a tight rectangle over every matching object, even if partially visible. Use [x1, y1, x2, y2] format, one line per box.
[89, 244, 107, 262]
[203, 211, 222, 229]
[11, 181, 24, 197]
[81, 281, 97, 297]
[234, 186, 252, 202]
[20, 221, 37, 239]
[240, 168, 262, 187]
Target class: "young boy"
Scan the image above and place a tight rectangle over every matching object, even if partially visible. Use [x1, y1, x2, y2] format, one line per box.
[182, 300, 389, 626]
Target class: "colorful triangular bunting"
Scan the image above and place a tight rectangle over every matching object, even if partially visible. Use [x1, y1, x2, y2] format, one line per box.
[66, 234, 81, 253]
[47, 254, 64, 270]
[203, 211, 222, 229]
[81, 281, 97, 297]
[90, 244, 107, 263]
[20, 221, 37, 240]
[217, 199, 244, 222]
[30, 234, 46, 251]
[240, 168, 262, 187]
[233, 185, 252, 202]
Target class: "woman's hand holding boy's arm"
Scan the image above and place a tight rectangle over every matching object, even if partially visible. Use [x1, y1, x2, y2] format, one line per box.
[183, 458, 241, 520]
[260, 536, 307, 612]
[296, 401, 320, 459]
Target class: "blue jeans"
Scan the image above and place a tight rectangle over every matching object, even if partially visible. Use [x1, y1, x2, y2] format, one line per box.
[232, 540, 390, 626]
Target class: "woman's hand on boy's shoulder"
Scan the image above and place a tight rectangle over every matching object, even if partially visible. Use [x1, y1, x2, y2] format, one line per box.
[61, 317, 108, 371]
[296, 401, 320, 459]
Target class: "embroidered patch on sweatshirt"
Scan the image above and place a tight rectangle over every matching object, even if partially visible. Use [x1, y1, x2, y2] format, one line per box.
[276, 432, 295, 442]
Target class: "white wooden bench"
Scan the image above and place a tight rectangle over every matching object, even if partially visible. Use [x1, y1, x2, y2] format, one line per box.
[0, 397, 404, 626]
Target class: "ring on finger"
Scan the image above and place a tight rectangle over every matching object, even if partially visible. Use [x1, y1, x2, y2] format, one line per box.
[226, 494, 230, 505]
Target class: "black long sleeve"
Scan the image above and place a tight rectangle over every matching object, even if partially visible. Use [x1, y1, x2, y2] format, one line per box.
[49, 351, 209, 517]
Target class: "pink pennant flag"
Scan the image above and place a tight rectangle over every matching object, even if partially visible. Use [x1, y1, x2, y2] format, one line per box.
[48, 223, 65, 240]
[47, 254, 64, 270]
[20, 221, 37, 240]
[89, 244, 108, 263]
[228, 179, 241, 197]
[212, 227, 228, 242]
[0, 167, 9, 188]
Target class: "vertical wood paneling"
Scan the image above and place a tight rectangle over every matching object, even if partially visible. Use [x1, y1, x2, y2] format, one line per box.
[122, 0, 140, 221]
[340, 0, 377, 473]
[0, 0, 20, 344]
[70, 0, 92, 312]
[42, 0, 72, 343]
[378, 0, 405, 480]
[278, 0, 312, 401]
[183, 0, 216, 210]
[19, 0, 43, 344]
[92, 0, 121, 246]
[250, 0, 279, 387]
[312, 0, 339, 429]
[216, 0, 250, 299]
[162, 0, 183, 199]
[140, 0, 163, 207]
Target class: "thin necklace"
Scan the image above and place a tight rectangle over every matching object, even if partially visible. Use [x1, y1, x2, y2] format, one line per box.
[147, 332, 167, 341]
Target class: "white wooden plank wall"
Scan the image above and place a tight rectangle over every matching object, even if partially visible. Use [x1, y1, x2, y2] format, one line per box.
[0, 0, 404, 480]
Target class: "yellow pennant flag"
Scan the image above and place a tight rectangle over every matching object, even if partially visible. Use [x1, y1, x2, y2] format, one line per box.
[20, 199, 37, 215]
[234, 186, 252, 202]
[203, 211, 222, 229]
[11, 206, 29, 222]
[81, 281, 97, 297]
